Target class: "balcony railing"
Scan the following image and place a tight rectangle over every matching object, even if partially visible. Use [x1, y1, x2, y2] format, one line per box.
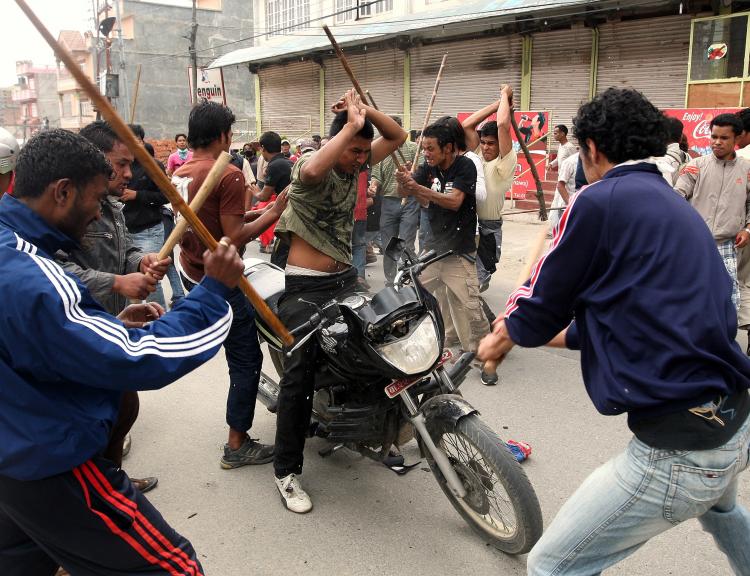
[12, 88, 37, 102]
[57, 75, 80, 93]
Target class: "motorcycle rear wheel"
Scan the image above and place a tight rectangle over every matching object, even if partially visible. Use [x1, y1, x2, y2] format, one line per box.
[425, 413, 543, 555]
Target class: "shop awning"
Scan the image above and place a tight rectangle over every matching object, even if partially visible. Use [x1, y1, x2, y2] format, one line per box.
[208, 0, 622, 69]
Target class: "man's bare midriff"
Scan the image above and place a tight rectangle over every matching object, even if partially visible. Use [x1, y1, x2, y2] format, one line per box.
[286, 233, 350, 273]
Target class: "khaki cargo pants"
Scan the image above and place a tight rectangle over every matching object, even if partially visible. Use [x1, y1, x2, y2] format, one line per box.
[420, 253, 489, 353]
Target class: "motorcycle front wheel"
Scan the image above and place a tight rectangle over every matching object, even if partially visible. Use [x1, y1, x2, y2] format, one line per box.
[424, 413, 543, 555]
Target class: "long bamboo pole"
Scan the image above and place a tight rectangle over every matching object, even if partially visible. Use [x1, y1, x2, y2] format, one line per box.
[157, 151, 231, 260]
[129, 64, 141, 124]
[410, 54, 448, 174]
[510, 111, 548, 221]
[483, 225, 549, 377]
[322, 25, 403, 171]
[365, 90, 407, 165]
[15, 0, 293, 346]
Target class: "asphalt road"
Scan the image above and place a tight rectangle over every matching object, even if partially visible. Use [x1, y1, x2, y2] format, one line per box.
[129, 219, 746, 575]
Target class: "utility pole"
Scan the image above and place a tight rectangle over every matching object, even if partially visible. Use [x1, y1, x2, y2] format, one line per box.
[92, 0, 101, 119]
[189, 0, 198, 104]
[114, 0, 131, 118]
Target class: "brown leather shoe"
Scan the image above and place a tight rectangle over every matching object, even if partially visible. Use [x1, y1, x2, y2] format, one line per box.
[131, 476, 158, 493]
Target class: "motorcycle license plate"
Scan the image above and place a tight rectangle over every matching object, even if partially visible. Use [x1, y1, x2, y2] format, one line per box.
[384, 378, 419, 399]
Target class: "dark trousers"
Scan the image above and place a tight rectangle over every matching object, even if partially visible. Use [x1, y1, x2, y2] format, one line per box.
[102, 391, 139, 467]
[380, 196, 419, 283]
[273, 268, 357, 478]
[0, 457, 202, 575]
[183, 277, 263, 432]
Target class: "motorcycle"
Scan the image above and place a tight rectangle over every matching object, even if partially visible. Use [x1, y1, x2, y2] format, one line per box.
[244, 241, 543, 554]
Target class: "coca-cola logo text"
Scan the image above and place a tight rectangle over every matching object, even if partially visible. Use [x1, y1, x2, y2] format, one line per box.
[682, 112, 704, 123]
[693, 119, 712, 140]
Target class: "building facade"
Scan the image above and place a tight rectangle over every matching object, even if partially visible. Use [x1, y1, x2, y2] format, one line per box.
[12, 61, 60, 141]
[210, 0, 730, 145]
[56, 31, 97, 132]
[0, 87, 21, 137]
[97, 0, 255, 140]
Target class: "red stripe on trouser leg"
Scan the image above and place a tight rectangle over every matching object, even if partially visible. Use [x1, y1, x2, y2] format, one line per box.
[75, 463, 183, 576]
[84, 460, 202, 576]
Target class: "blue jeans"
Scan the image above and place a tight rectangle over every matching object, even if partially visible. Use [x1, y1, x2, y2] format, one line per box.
[129, 222, 165, 307]
[352, 220, 367, 279]
[161, 211, 185, 303]
[380, 196, 419, 283]
[527, 411, 750, 575]
[183, 278, 263, 433]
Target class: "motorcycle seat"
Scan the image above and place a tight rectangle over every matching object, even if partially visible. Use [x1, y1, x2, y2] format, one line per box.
[243, 258, 285, 310]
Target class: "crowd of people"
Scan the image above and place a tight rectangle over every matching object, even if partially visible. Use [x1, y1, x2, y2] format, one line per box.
[0, 82, 749, 575]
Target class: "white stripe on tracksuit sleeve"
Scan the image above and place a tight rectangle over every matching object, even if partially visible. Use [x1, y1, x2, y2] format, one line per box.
[8, 250, 234, 392]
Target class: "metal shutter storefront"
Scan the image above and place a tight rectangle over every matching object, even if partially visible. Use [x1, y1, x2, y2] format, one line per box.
[259, 59, 319, 141]
[596, 15, 691, 109]
[323, 47, 405, 127]
[409, 35, 522, 129]
[530, 27, 592, 129]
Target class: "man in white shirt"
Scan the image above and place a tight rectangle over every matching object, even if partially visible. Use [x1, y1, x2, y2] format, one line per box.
[735, 108, 750, 352]
[549, 152, 579, 232]
[659, 116, 689, 185]
[461, 86, 517, 293]
[550, 124, 576, 171]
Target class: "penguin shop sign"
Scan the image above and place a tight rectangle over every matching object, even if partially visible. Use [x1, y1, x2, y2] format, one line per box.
[187, 67, 227, 105]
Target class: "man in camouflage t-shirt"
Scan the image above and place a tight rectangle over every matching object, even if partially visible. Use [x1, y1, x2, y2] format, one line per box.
[272, 90, 406, 513]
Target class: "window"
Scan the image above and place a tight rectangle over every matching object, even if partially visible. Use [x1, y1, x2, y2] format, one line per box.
[336, 0, 391, 23]
[689, 15, 747, 81]
[61, 93, 74, 117]
[265, 0, 310, 37]
[687, 13, 750, 107]
[358, 0, 392, 18]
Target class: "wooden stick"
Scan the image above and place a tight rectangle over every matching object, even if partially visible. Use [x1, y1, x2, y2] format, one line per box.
[365, 90, 407, 165]
[483, 225, 549, 376]
[510, 110, 548, 221]
[15, 0, 294, 347]
[503, 206, 565, 217]
[410, 54, 448, 175]
[158, 151, 232, 260]
[129, 64, 141, 124]
[513, 155, 547, 182]
[322, 25, 403, 171]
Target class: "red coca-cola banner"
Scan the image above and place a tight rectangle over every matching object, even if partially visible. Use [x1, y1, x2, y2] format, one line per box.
[457, 110, 550, 199]
[664, 108, 740, 157]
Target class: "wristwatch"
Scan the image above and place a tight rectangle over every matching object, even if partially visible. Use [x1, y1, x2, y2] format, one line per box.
[745, 227, 750, 235]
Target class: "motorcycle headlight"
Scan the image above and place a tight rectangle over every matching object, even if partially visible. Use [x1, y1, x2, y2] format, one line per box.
[375, 316, 440, 375]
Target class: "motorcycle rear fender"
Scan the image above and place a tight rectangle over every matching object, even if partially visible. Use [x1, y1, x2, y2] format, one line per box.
[421, 394, 479, 434]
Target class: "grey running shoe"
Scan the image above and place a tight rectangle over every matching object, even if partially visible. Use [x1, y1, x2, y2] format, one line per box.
[221, 438, 274, 469]
[480, 370, 499, 386]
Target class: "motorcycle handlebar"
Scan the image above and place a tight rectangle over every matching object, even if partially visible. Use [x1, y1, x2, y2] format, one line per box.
[291, 312, 321, 336]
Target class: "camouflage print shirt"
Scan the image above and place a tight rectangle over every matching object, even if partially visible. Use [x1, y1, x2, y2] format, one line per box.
[275, 152, 360, 265]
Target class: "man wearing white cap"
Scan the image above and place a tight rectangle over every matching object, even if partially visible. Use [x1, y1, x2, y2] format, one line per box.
[0, 127, 19, 195]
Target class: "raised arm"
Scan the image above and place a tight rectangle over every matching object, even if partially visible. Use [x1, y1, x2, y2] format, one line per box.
[299, 90, 366, 185]
[496, 85, 514, 158]
[462, 99, 501, 151]
[366, 104, 408, 166]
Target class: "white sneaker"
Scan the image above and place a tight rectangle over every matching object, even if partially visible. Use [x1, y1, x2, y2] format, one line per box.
[275, 473, 313, 514]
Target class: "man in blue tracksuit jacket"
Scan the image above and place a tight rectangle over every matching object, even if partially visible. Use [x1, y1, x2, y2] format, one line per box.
[0, 129, 245, 575]
[479, 88, 750, 575]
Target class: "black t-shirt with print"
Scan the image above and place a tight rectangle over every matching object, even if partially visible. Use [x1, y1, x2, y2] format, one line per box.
[264, 153, 293, 193]
[415, 155, 477, 254]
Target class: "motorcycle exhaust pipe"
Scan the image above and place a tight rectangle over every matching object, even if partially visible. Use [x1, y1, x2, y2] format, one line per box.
[258, 371, 280, 413]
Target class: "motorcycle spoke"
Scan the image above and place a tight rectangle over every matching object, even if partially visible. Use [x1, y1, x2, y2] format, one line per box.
[439, 431, 519, 536]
